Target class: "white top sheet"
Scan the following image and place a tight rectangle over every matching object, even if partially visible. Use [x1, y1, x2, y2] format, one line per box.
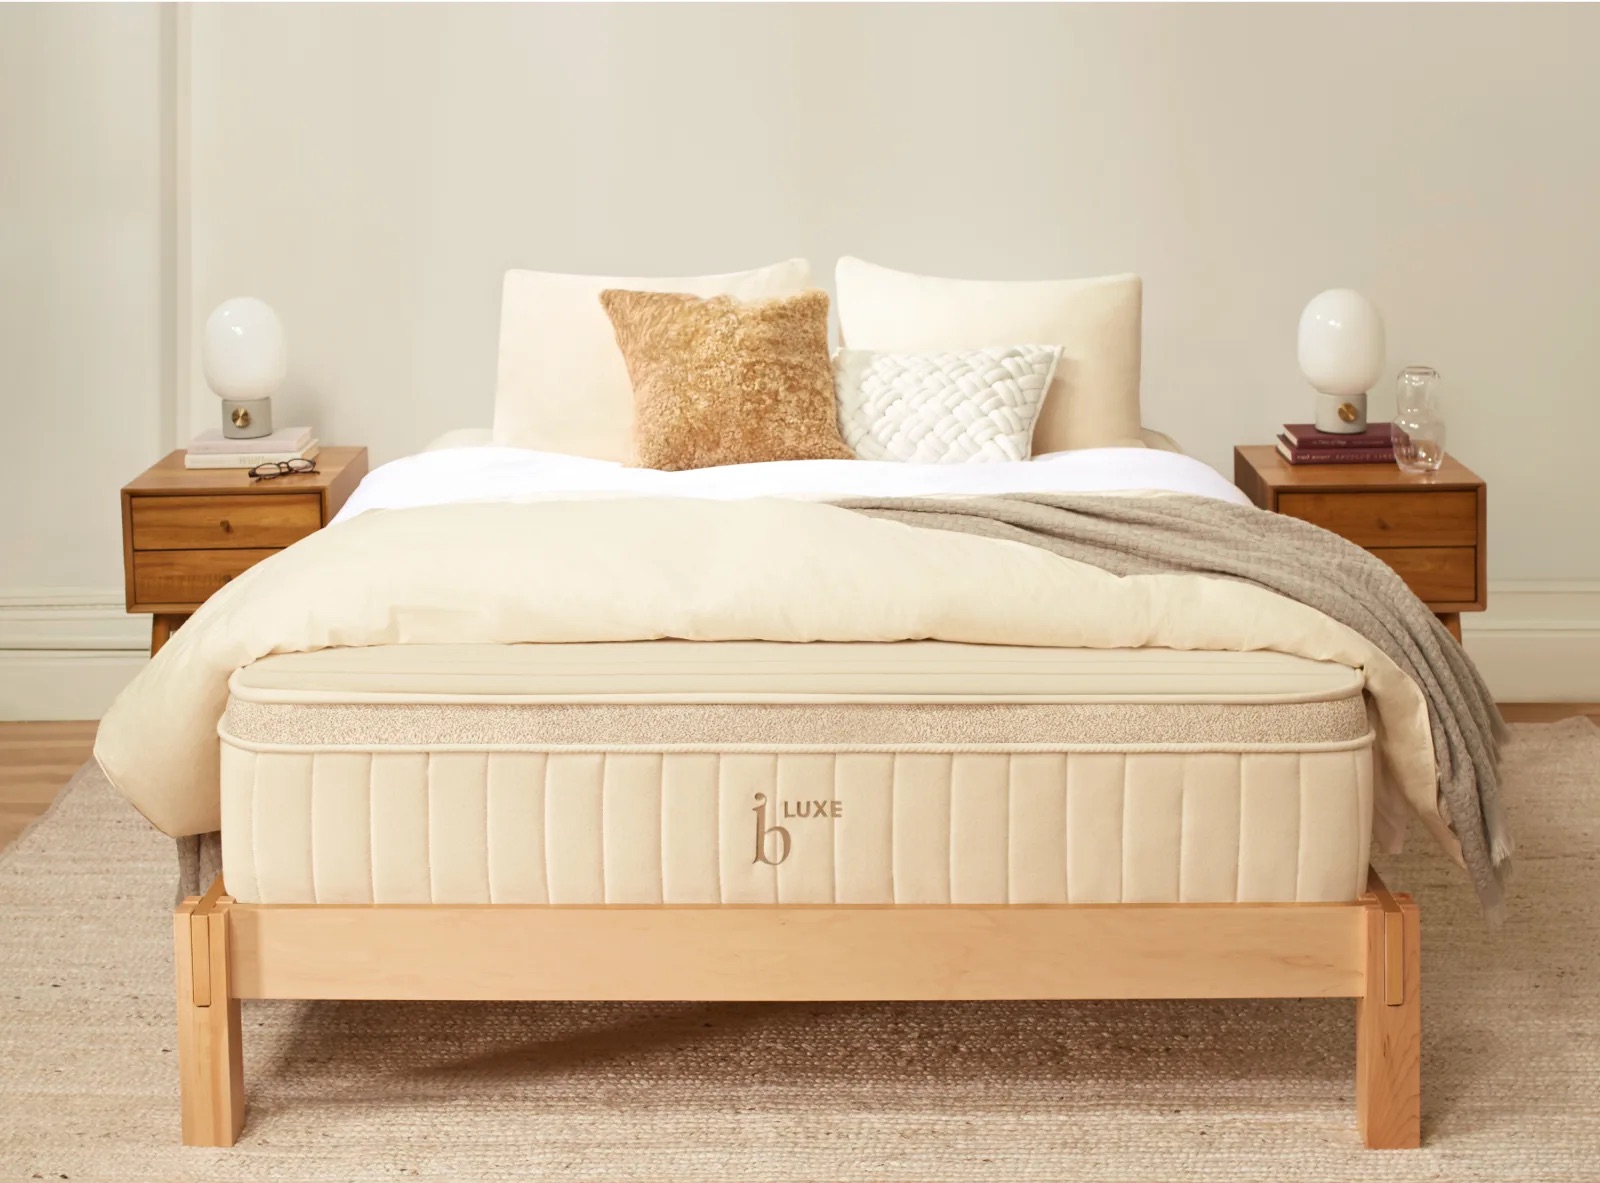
[333, 445, 1248, 524]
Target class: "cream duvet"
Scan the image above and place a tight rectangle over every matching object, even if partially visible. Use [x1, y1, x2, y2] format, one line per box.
[93, 494, 1450, 860]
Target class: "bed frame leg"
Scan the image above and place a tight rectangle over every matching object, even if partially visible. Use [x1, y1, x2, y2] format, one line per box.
[175, 887, 245, 1147]
[1356, 876, 1421, 1148]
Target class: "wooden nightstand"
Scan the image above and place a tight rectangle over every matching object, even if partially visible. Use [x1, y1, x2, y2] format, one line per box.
[1233, 445, 1485, 640]
[121, 447, 368, 654]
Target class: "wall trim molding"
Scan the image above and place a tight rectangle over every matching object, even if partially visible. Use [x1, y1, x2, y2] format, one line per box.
[0, 588, 147, 721]
[170, 1, 193, 449]
[1462, 580, 1600, 702]
[0, 652, 149, 723]
[1461, 580, 1600, 633]
[2, 580, 1597, 721]
[0, 588, 149, 651]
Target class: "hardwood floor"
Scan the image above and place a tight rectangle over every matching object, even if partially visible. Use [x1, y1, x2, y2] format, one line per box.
[1497, 704, 1600, 725]
[0, 721, 97, 850]
[0, 708, 1595, 854]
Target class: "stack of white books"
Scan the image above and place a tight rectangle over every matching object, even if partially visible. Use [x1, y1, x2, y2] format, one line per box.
[184, 427, 320, 469]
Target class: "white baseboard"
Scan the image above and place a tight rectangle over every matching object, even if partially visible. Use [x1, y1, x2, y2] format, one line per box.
[0, 651, 149, 721]
[1462, 582, 1600, 702]
[0, 589, 148, 721]
[2, 581, 1597, 722]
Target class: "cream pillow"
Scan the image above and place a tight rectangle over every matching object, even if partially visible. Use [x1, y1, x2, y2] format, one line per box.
[834, 257, 1144, 453]
[493, 259, 812, 460]
[834, 345, 1060, 463]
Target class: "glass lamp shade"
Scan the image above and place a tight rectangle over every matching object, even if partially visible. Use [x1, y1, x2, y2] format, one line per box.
[202, 298, 286, 402]
[1297, 290, 1385, 397]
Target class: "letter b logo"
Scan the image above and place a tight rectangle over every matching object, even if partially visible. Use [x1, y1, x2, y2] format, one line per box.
[751, 792, 791, 865]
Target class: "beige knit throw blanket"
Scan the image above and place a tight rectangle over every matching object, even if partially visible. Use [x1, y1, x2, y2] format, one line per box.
[838, 493, 1512, 913]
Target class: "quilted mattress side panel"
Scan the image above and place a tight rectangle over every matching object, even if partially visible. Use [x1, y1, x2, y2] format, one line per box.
[220, 744, 1373, 906]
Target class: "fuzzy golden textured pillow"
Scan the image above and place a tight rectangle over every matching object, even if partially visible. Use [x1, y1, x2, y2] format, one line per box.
[599, 287, 854, 471]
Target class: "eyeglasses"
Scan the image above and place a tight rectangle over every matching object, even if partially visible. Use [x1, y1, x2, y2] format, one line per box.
[249, 458, 319, 481]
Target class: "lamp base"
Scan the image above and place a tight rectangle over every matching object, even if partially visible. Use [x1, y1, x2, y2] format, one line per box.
[1313, 391, 1367, 434]
[222, 398, 272, 440]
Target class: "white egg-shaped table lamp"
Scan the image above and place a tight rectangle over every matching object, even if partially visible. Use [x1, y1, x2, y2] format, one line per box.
[202, 297, 286, 439]
[1297, 289, 1385, 434]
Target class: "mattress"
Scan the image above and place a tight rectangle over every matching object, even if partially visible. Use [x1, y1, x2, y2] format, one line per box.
[218, 641, 1376, 906]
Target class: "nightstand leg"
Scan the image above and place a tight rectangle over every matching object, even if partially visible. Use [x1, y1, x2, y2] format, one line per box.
[151, 614, 188, 655]
[1437, 612, 1462, 643]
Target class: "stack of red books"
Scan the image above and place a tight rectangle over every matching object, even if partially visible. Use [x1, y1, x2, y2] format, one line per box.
[1275, 423, 1395, 465]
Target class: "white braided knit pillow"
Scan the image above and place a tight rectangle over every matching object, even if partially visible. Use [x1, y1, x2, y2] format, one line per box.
[834, 345, 1062, 463]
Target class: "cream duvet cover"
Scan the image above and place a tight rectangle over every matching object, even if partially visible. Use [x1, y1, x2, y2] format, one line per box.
[93, 494, 1449, 861]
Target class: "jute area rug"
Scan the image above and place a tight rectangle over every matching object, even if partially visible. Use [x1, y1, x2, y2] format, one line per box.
[2, 721, 1597, 1182]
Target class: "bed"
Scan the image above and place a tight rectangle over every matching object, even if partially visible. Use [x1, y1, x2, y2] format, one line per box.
[93, 258, 1505, 1152]
[93, 440, 1437, 1151]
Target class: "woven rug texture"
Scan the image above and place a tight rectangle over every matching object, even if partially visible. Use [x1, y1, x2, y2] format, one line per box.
[2, 719, 1597, 1181]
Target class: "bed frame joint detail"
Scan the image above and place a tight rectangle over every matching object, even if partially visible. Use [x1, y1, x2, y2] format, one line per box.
[186, 877, 228, 1008]
[1364, 870, 1407, 1006]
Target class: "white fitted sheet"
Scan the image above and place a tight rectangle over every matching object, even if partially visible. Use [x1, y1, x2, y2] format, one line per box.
[330, 444, 1250, 524]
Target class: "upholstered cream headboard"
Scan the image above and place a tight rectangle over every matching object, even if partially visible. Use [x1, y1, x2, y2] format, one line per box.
[1140, 428, 1183, 453]
[492, 260, 813, 461]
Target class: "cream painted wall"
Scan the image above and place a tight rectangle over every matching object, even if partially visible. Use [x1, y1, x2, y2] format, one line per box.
[2, 4, 171, 589]
[183, 3, 1600, 583]
[0, 4, 167, 716]
[3, 4, 1598, 715]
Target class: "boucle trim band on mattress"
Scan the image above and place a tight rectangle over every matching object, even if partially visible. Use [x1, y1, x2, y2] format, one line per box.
[221, 699, 1372, 750]
[218, 642, 1376, 907]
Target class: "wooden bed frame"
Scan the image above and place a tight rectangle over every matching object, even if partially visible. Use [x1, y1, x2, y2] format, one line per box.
[174, 870, 1420, 1150]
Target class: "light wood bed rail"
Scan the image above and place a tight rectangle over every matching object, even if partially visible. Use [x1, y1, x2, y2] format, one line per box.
[174, 871, 1420, 1150]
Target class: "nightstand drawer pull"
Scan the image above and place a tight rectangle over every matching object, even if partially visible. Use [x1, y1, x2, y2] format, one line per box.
[130, 494, 320, 551]
[1276, 491, 1477, 548]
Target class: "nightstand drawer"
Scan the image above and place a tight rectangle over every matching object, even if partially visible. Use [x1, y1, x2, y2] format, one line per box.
[130, 494, 321, 551]
[1369, 547, 1477, 603]
[1276, 491, 1477, 548]
[131, 548, 278, 607]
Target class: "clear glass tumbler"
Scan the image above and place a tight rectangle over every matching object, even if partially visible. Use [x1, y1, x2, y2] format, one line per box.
[1393, 366, 1446, 473]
